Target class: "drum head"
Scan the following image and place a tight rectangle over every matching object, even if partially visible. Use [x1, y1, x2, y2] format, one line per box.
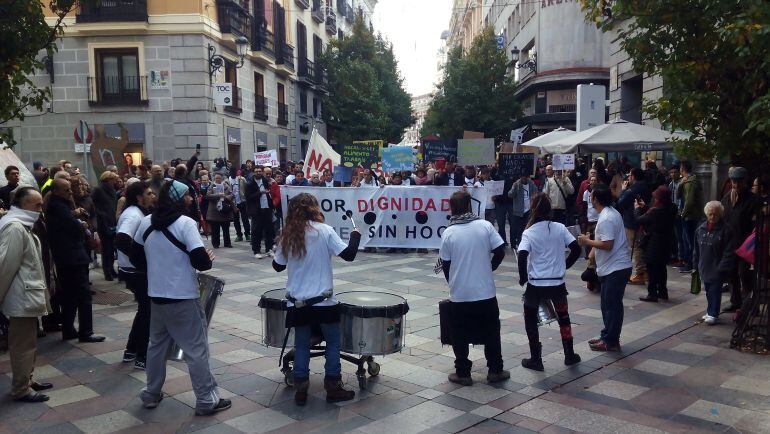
[337, 291, 409, 318]
[258, 288, 289, 310]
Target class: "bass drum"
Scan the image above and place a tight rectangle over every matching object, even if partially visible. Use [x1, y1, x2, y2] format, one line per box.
[337, 291, 409, 356]
[258, 288, 293, 348]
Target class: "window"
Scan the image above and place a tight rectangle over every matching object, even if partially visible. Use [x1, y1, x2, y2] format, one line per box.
[313, 97, 320, 118]
[224, 60, 241, 112]
[299, 90, 307, 114]
[277, 82, 288, 126]
[254, 72, 267, 120]
[93, 48, 145, 105]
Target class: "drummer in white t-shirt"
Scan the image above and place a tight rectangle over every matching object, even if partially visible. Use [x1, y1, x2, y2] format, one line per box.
[516, 193, 583, 371]
[439, 191, 509, 386]
[271, 193, 361, 406]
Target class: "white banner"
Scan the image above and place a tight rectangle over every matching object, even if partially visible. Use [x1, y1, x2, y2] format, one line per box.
[213, 83, 232, 106]
[280, 186, 488, 248]
[254, 150, 278, 167]
[304, 128, 340, 177]
[552, 153, 575, 170]
[484, 180, 504, 197]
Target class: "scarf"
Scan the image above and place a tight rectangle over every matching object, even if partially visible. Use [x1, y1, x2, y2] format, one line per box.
[414, 175, 430, 185]
[0, 206, 41, 233]
[434, 212, 481, 274]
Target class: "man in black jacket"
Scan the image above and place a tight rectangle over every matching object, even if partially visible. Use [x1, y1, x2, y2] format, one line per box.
[46, 179, 104, 343]
[91, 171, 119, 280]
[245, 166, 275, 259]
[616, 168, 651, 285]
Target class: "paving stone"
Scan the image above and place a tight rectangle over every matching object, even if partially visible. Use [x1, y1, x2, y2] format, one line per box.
[587, 379, 650, 401]
[72, 410, 143, 434]
[720, 375, 770, 397]
[680, 399, 748, 426]
[223, 407, 296, 433]
[449, 383, 510, 404]
[214, 349, 264, 364]
[45, 385, 99, 407]
[632, 359, 690, 377]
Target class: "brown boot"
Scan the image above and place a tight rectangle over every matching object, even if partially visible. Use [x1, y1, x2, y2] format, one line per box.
[294, 379, 309, 406]
[324, 377, 355, 403]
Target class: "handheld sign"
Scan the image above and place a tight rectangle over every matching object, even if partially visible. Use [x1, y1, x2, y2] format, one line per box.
[423, 140, 457, 163]
[341, 143, 379, 169]
[552, 154, 575, 171]
[498, 153, 535, 178]
[381, 146, 414, 173]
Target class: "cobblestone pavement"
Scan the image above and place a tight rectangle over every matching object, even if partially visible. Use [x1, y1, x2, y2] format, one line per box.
[1, 236, 769, 434]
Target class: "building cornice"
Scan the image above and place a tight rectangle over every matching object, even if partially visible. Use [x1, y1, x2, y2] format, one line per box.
[514, 67, 610, 97]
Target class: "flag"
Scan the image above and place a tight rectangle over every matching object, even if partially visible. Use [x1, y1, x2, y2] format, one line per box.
[304, 128, 340, 177]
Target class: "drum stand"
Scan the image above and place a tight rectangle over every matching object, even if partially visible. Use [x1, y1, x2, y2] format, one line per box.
[280, 340, 381, 390]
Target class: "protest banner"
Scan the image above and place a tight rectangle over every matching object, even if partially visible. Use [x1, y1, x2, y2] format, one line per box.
[304, 128, 340, 177]
[498, 153, 535, 178]
[254, 149, 278, 167]
[333, 165, 353, 183]
[341, 143, 379, 169]
[423, 140, 457, 162]
[0, 146, 36, 188]
[457, 138, 496, 166]
[552, 154, 575, 170]
[281, 186, 488, 248]
[381, 146, 414, 173]
[90, 124, 129, 177]
[484, 180, 504, 197]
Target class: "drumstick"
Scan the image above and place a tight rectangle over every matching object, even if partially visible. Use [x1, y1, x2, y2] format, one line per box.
[345, 210, 357, 230]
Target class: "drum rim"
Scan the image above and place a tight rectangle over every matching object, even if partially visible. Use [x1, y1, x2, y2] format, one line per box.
[336, 290, 410, 318]
[258, 288, 290, 310]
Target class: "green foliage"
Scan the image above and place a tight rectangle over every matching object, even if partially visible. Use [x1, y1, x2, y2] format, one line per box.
[582, 0, 770, 163]
[0, 0, 78, 146]
[421, 27, 520, 143]
[321, 15, 414, 144]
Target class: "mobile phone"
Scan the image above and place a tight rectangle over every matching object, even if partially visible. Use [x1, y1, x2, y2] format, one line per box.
[196, 143, 201, 151]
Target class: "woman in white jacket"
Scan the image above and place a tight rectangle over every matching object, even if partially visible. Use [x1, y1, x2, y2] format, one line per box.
[0, 187, 52, 402]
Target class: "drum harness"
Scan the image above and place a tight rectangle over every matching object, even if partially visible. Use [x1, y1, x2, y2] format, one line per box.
[278, 289, 333, 365]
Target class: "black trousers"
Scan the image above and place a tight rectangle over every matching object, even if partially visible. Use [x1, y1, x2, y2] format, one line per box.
[522, 284, 573, 344]
[450, 297, 503, 376]
[123, 271, 151, 358]
[646, 261, 667, 298]
[250, 209, 275, 254]
[232, 203, 250, 237]
[209, 221, 231, 248]
[57, 264, 93, 338]
[730, 258, 753, 306]
[100, 232, 116, 277]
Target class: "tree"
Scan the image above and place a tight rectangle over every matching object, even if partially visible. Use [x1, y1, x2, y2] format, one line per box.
[0, 0, 78, 145]
[582, 0, 770, 164]
[421, 27, 520, 143]
[321, 15, 413, 145]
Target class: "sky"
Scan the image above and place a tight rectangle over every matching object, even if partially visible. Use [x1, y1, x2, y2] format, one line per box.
[372, 0, 453, 98]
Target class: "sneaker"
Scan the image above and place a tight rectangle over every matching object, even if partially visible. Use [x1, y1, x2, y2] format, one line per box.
[448, 373, 473, 386]
[134, 357, 146, 370]
[143, 392, 164, 409]
[122, 351, 137, 362]
[254, 253, 264, 259]
[235, 235, 243, 242]
[677, 267, 693, 273]
[702, 314, 709, 320]
[703, 315, 717, 325]
[588, 337, 602, 345]
[267, 250, 275, 258]
[245, 234, 251, 241]
[195, 398, 232, 416]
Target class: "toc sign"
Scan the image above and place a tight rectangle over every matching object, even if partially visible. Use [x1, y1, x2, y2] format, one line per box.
[213, 83, 233, 106]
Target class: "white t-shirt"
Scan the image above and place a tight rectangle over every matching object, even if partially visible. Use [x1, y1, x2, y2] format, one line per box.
[518, 221, 575, 286]
[360, 178, 378, 187]
[583, 189, 598, 222]
[522, 184, 531, 213]
[133, 215, 204, 299]
[594, 206, 632, 277]
[325, 180, 334, 187]
[116, 205, 145, 270]
[285, 174, 296, 185]
[439, 219, 504, 302]
[273, 221, 348, 307]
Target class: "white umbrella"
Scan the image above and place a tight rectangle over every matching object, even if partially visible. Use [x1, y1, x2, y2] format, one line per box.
[537, 119, 687, 154]
[520, 127, 575, 153]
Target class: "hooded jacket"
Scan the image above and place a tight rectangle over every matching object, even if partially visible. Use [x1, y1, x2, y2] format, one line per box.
[0, 208, 49, 317]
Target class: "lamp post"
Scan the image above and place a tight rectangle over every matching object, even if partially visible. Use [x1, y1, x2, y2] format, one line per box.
[510, 46, 537, 74]
[208, 36, 249, 82]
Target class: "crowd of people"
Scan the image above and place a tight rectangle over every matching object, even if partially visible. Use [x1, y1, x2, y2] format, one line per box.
[0, 148, 767, 412]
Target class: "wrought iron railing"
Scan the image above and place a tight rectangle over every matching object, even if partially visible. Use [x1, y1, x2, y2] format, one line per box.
[76, 0, 148, 23]
[217, 0, 251, 39]
[224, 86, 243, 113]
[87, 75, 148, 105]
[325, 7, 337, 34]
[277, 102, 289, 126]
[251, 21, 275, 57]
[548, 104, 577, 113]
[254, 95, 268, 121]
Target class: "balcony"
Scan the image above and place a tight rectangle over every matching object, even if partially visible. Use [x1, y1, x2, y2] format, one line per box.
[276, 44, 295, 71]
[277, 103, 289, 126]
[254, 95, 268, 121]
[346, 4, 355, 23]
[294, 0, 310, 9]
[311, 0, 324, 23]
[217, 0, 251, 39]
[224, 86, 243, 114]
[251, 22, 275, 58]
[76, 0, 148, 23]
[548, 104, 577, 113]
[325, 8, 337, 34]
[87, 75, 148, 106]
[298, 58, 316, 85]
[314, 64, 328, 91]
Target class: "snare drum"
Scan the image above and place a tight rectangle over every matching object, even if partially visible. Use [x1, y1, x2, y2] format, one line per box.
[258, 289, 293, 347]
[337, 291, 410, 356]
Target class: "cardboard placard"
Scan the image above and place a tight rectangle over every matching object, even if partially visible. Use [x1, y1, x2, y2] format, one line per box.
[498, 153, 535, 178]
[333, 165, 353, 183]
[341, 143, 379, 169]
[254, 150, 278, 167]
[381, 146, 415, 173]
[90, 124, 129, 177]
[552, 153, 575, 170]
[463, 130, 484, 139]
[484, 180, 504, 197]
[423, 140, 457, 162]
[457, 138, 496, 166]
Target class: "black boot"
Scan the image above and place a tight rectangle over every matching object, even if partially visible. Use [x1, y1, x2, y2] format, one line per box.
[639, 291, 658, 302]
[562, 338, 581, 366]
[521, 342, 544, 371]
[658, 288, 669, 301]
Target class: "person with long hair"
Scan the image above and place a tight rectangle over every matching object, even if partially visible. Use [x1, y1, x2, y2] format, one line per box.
[634, 185, 678, 302]
[517, 193, 582, 371]
[271, 193, 361, 406]
[130, 181, 229, 416]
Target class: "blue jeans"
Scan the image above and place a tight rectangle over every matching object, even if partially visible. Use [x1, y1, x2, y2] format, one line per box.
[704, 281, 723, 318]
[293, 322, 342, 380]
[511, 211, 529, 248]
[674, 216, 685, 261]
[494, 203, 514, 244]
[599, 268, 632, 345]
[682, 219, 699, 269]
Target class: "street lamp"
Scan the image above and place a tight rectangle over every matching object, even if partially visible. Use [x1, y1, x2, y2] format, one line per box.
[208, 36, 249, 82]
[510, 46, 537, 74]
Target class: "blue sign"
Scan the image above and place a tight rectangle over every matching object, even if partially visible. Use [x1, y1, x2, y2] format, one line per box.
[381, 146, 414, 173]
[496, 35, 505, 49]
[333, 165, 352, 183]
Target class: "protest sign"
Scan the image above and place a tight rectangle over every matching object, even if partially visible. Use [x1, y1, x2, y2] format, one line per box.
[254, 149, 278, 167]
[341, 143, 379, 169]
[552, 154, 575, 170]
[457, 138, 496, 166]
[381, 146, 415, 173]
[463, 130, 484, 139]
[333, 165, 352, 183]
[304, 128, 340, 177]
[281, 186, 487, 248]
[90, 124, 129, 177]
[498, 153, 535, 178]
[423, 140, 457, 162]
[484, 180, 504, 197]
